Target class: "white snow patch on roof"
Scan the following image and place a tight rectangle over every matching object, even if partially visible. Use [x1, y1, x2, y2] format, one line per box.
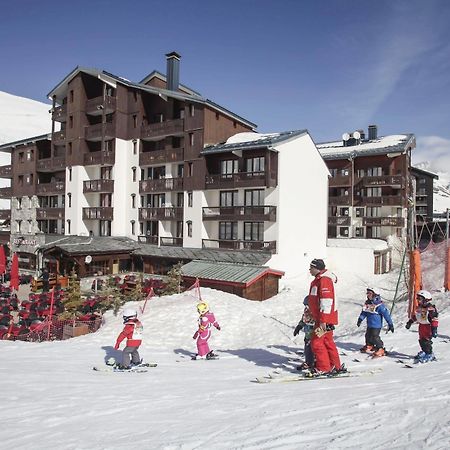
[226, 132, 279, 145]
[328, 238, 389, 251]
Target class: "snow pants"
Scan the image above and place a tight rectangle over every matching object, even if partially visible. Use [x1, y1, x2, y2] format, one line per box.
[365, 327, 384, 350]
[311, 331, 341, 372]
[196, 329, 211, 357]
[304, 339, 314, 368]
[419, 323, 433, 354]
[122, 345, 141, 366]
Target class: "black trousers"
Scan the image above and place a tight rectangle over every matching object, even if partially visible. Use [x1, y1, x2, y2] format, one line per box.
[419, 338, 433, 354]
[365, 327, 384, 350]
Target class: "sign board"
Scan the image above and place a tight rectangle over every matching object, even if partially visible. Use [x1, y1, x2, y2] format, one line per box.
[85, 255, 92, 264]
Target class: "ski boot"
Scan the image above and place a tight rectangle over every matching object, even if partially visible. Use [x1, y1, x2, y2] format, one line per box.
[372, 348, 386, 358]
[329, 364, 348, 376]
[360, 345, 373, 353]
[414, 351, 426, 362]
[206, 350, 218, 360]
[417, 352, 436, 364]
[296, 362, 311, 371]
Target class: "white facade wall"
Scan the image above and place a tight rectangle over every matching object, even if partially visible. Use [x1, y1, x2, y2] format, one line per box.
[183, 190, 204, 248]
[66, 165, 89, 236]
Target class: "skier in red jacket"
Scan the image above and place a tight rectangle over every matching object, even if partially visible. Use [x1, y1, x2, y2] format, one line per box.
[308, 259, 345, 375]
[114, 308, 143, 369]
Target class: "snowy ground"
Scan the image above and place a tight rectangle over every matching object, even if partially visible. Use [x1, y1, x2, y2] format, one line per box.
[1, 269, 450, 450]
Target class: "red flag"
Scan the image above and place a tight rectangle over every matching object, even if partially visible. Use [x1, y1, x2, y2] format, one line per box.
[10, 253, 19, 291]
[0, 245, 5, 275]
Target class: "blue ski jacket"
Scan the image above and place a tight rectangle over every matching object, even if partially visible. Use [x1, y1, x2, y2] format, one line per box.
[358, 295, 393, 329]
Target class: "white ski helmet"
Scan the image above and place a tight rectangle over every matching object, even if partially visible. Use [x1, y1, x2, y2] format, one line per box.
[416, 290, 432, 301]
[123, 308, 137, 319]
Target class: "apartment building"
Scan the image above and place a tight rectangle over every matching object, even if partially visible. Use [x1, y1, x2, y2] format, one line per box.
[411, 166, 438, 224]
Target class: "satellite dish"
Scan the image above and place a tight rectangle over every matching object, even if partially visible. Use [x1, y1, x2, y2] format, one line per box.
[85, 255, 92, 264]
[353, 131, 361, 140]
[342, 133, 350, 141]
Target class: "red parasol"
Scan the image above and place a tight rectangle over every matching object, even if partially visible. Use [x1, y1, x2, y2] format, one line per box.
[0, 245, 6, 275]
[10, 252, 19, 291]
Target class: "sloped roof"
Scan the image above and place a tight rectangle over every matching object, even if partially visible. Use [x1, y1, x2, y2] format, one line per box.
[41, 236, 139, 255]
[181, 260, 284, 286]
[201, 130, 308, 155]
[0, 133, 51, 152]
[411, 166, 439, 179]
[139, 70, 202, 97]
[316, 134, 415, 160]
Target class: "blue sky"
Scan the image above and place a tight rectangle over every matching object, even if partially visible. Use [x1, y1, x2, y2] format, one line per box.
[1, 0, 450, 163]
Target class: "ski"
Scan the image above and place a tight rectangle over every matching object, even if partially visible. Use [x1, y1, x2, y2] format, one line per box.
[93, 363, 157, 373]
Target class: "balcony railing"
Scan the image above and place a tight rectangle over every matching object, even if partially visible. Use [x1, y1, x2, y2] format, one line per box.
[36, 181, 65, 194]
[139, 177, 183, 193]
[139, 147, 184, 166]
[52, 130, 66, 144]
[83, 150, 115, 166]
[329, 195, 351, 206]
[160, 237, 183, 247]
[85, 123, 116, 141]
[139, 207, 183, 221]
[0, 187, 12, 198]
[82, 207, 113, 220]
[138, 235, 159, 245]
[85, 96, 116, 115]
[329, 175, 351, 187]
[36, 156, 66, 172]
[359, 175, 405, 188]
[202, 239, 276, 253]
[52, 105, 67, 122]
[141, 118, 184, 140]
[205, 172, 271, 189]
[202, 206, 276, 222]
[36, 208, 65, 220]
[0, 165, 12, 178]
[0, 209, 11, 220]
[356, 195, 403, 206]
[83, 179, 114, 193]
[363, 217, 405, 227]
[328, 216, 351, 226]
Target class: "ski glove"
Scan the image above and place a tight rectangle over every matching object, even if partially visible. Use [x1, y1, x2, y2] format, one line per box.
[216, 325, 221, 331]
[388, 325, 394, 333]
[114, 344, 119, 350]
[193, 331, 199, 340]
[293, 321, 304, 336]
[405, 320, 413, 330]
[431, 327, 438, 338]
[356, 319, 362, 327]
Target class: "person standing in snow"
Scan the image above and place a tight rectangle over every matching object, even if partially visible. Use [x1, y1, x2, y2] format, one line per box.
[308, 259, 345, 375]
[293, 296, 315, 370]
[193, 302, 220, 360]
[405, 290, 439, 363]
[357, 288, 394, 357]
[114, 308, 143, 369]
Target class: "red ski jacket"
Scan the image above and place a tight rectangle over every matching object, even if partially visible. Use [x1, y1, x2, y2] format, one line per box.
[308, 270, 338, 326]
[115, 319, 143, 348]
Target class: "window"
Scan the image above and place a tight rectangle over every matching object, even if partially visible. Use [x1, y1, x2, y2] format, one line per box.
[131, 220, 135, 235]
[67, 219, 71, 234]
[367, 167, 382, 176]
[101, 166, 111, 179]
[132, 167, 137, 182]
[101, 193, 112, 207]
[178, 164, 184, 177]
[418, 178, 426, 184]
[187, 221, 193, 238]
[188, 192, 193, 207]
[68, 193, 72, 208]
[19, 152, 24, 163]
[131, 194, 136, 208]
[69, 116, 73, 128]
[177, 193, 184, 208]
[339, 227, 349, 237]
[246, 156, 264, 174]
[176, 221, 183, 238]
[219, 221, 237, 240]
[356, 169, 365, 178]
[189, 133, 194, 146]
[70, 90, 74, 102]
[340, 169, 349, 176]
[133, 115, 137, 128]
[355, 227, 364, 237]
[366, 187, 382, 197]
[18, 175, 23, 186]
[139, 222, 144, 235]
[366, 207, 380, 217]
[17, 198, 22, 210]
[329, 168, 338, 177]
[189, 104, 195, 117]
[244, 222, 264, 241]
[220, 191, 238, 207]
[68, 142, 72, 155]
[215, 112, 220, 120]
[26, 150, 32, 161]
[355, 207, 364, 218]
[187, 162, 193, 177]
[339, 207, 349, 216]
[154, 113, 164, 123]
[16, 220, 22, 233]
[244, 189, 264, 206]
[220, 159, 238, 178]
[100, 220, 111, 236]
[68, 167, 72, 181]
[133, 140, 137, 155]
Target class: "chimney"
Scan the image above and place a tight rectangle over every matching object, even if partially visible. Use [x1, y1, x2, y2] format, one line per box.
[165, 51, 181, 91]
[356, 129, 365, 141]
[368, 125, 378, 140]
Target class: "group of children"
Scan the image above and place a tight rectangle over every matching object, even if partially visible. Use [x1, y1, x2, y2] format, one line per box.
[294, 287, 439, 371]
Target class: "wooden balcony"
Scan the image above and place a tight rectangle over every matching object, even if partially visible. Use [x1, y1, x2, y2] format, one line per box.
[36, 208, 65, 220]
[0, 209, 11, 221]
[141, 118, 184, 141]
[356, 195, 403, 206]
[85, 123, 116, 141]
[138, 235, 159, 245]
[328, 216, 351, 226]
[83, 179, 114, 193]
[52, 105, 67, 122]
[139, 147, 184, 166]
[85, 95, 116, 116]
[36, 181, 65, 194]
[0, 165, 12, 178]
[202, 239, 276, 253]
[52, 130, 66, 144]
[358, 175, 405, 188]
[160, 237, 183, 247]
[329, 195, 351, 206]
[83, 150, 115, 166]
[0, 187, 12, 198]
[82, 207, 113, 220]
[205, 172, 273, 189]
[139, 207, 183, 221]
[363, 217, 405, 227]
[202, 206, 276, 222]
[139, 177, 183, 193]
[329, 175, 351, 187]
[36, 156, 66, 172]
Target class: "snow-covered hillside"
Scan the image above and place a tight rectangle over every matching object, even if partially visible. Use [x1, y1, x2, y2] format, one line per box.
[1, 270, 449, 449]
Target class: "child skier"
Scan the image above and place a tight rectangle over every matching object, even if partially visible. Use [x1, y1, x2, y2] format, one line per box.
[293, 296, 315, 370]
[405, 290, 439, 363]
[114, 308, 143, 369]
[192, 302, 220, 360]
[357, 288, 394, 357]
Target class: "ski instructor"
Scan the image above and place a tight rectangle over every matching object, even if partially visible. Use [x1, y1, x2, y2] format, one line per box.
[308, 258, 345, 375]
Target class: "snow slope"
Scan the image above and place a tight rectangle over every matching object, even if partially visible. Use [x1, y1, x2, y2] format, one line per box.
[1, 270, 449, 449]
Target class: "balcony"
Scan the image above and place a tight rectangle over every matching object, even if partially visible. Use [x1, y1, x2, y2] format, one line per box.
[141, 118, 184, 141]
[329, 195, 351, 206]
[85, 123, 116, 141]
[202, 239, 276, 253]
[36, 181, 65, 194]
[205, 172, 272, 189]
[83, 179, 114, 193]
[85, 96, 116, 116]
[36, 156, 66, 172]
[82, 207, 113, 220]
[202, 206, 277, 222]
[139, 207, 183, 221]
[36, 208, 65, 220]
[363, 217, 405, 227]
[356, 195, 403, 206]
[52, 130, 66, 144]
[52, 105, 67, 122]
[359, 175, 405, 188]
[0, 165, 12, 178]
[160, 237, 183, 247]
[0, 209, 11, 221]
[0, 187, 12, 198]
[83, 150, 115, 166]
[139, 177, 183, 193]
[329, 175, 351, 187]
[139, 147, 184, 166]
[328, 216, 351, 226]
[138, 235, 159, 245]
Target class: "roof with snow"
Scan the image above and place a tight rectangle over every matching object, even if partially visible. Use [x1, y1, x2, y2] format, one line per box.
[327, 238, 389, 251]
[317, 134, 415, 160]
[411, 166, 439, 179]
[0, 133, 51, 152]
[201, 130, 308, 155]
